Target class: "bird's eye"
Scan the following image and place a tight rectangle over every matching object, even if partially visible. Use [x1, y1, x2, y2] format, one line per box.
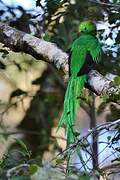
[84, 27, 87, 30]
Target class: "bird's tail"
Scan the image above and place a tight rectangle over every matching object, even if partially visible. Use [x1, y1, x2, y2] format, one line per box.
[57, 75, 87, 145]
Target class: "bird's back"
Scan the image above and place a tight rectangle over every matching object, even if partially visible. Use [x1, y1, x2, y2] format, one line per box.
[70, 34, 102, 76]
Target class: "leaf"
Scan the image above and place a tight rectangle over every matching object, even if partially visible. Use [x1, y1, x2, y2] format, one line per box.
[55, 158, 65, 165]
[29, 164, 38, 175]
[43, 33, 51, 41]
[101, 95, 109, 102]
[114, 76, 120, 86]
[15, 139, 28, 152]
[79, 174, 90, 180]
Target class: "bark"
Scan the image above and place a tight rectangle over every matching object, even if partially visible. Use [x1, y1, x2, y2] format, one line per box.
[0, 22, 119, 96]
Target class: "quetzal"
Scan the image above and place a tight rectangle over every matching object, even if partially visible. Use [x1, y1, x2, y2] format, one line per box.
[58, 21, 102, 145]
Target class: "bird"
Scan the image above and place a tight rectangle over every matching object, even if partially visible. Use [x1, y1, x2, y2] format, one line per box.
[57, 20, 102, 145]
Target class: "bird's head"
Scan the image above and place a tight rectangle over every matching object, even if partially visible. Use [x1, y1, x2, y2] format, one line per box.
[79, 20, 97, 35]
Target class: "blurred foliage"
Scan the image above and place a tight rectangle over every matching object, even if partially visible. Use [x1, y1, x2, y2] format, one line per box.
[0, 0, 120, 178]
[19, 67, 63, 157]
[106, 104, 120, 121]
[0, 139, 92, 179]
[0, 139, 42, 179]
[114, 76, 120, 86]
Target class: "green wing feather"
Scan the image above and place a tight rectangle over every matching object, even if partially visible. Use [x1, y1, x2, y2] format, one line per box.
[58, 34, 102, 145]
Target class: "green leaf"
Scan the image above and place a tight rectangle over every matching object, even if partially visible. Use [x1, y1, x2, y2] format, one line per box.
[29, 164, 38, 175]
[55, 158, 65, 165]
[101, 95, 109, 102]
[79, 174, 90, 180]
[15, 139, 28, 152]
[114, 76, 120, 86]
[43, 33, 51, 41]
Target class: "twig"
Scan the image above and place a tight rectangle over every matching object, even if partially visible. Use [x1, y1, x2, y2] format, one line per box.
[100, 162, 120, 172]
[6, 163, 29, 180]
[53, 119, 120, 171]
[88, 119, 120, 133]
[89, 0, 120, 8]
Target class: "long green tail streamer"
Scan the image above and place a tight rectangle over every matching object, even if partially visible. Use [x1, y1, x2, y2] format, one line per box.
[58, 75, 86, 145]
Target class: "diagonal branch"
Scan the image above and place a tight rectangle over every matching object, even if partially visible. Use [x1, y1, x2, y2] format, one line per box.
[0, 23, 119, 96]
[89, 0, 120, 8]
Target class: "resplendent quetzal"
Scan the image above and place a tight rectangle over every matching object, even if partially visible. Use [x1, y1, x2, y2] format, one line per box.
[58, 21, 102, 145]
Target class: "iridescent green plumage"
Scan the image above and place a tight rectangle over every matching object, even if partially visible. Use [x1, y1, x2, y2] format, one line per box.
[58, 21, 102, 145]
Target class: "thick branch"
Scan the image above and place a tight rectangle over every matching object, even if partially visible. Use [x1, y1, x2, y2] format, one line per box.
[0, 23, 119, 96]
[0, 23, 68, 72]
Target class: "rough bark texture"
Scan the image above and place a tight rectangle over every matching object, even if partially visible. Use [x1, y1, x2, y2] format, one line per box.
[0, 22, 119, 96]
[0, 23, 68, 72]
[88, 70, 120, 96]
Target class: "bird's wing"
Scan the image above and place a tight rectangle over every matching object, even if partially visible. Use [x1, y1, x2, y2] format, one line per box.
[77, 52, 95, 76]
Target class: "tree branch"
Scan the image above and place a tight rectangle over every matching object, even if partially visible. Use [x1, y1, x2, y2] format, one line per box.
[88, 70, 120, 96]
[0, 23, 119, 96]
[0, 22, 68, 72]
[89, 0, 120, 8]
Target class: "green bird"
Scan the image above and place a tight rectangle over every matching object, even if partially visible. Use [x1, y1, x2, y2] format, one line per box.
[58, 21, 102, 145]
